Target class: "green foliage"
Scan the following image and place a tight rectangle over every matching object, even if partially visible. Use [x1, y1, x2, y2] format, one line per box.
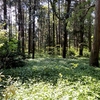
[0, 30, 7, 44]
[0, 30, 25, 69]
[0, 57, 100, 99]
[68, 47, 77, 56]
[83, 48, 90, 57]
[0, 72, 18, 100]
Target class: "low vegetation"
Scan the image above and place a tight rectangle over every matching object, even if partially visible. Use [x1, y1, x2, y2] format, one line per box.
[0, 56, 100, 100]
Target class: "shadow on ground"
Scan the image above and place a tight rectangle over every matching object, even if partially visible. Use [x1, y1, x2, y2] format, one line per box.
[0, 57, 100, 85]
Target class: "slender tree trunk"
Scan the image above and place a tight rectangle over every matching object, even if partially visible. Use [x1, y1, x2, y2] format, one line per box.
[21, 9, 25, 57]
[15, 1, 18, 39]
[88, 16, 91, 52]
[56, 25, 58, 45]
[32, 0, 36, 59]
[79, 19, 84, 56]
[62, 0, 71, 58]
[63, 21, 67, 58]
[18, 0, 21, 53]
[87, 0, 91, 52]
[79, 0, 85, 56]
[58, 0, 61, 45]
[89, 0, 100, 67]
[18, 0, 25, 56]
[9, 1, 12, 41]
[28, 0, 32, 56]
[37, 31, 39, 51]
[52, 11, 55, 49]
[48, 0, 51, 53]
[3, 0, 7, 29]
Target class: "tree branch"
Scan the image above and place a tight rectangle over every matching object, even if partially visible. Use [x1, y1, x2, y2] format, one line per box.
[50, 0, 72, 20]
[82, 4, 95, 19]
[50, 0, 63, 20]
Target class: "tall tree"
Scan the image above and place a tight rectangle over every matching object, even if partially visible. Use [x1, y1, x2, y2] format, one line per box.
[62, 0, 71, 58]
[50, 0, 71, 58]
[28, 0, 32, 56]
[58, 0, 61, 45]
[74, 0, 94, 56]
[8, 0, 12, 40]
[21, 5, 25, 57]
[48, 0, 51, 53]
[18, 0, 21, 53]
[90, 0, 100, 67]
[52, 8, 55, 49]
[79, 0, 85, 56]
[3, 0, 7, 29]
[18, 0, 25, 56]
[32, 0, 36, 59]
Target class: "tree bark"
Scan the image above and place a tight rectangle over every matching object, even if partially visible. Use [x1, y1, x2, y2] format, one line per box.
[48, 0, 51, 54]
[28, 0, 32, 56]
[63, 21, 68, 58]
[79, 0, 85, 56]
[8, 1, 12, 41]
[21, 9, 25, 57]
[79, 19, 84, 56]
[18, 0, 21, 53]
[32, 0, 36, 59]
[88, 17, 91, 52]
[3, 0, 7, 29]
[89, 0, 100, 67]
[62, 0, 71, 58]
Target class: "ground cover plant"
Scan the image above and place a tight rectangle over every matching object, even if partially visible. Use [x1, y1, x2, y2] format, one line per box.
[0, 57, 100, 100]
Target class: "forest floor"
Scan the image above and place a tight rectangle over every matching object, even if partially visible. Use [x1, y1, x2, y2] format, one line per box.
[0, 56, 100, 100]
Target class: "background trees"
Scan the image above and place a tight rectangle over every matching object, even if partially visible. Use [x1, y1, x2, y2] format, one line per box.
[0, 0, 97, 67]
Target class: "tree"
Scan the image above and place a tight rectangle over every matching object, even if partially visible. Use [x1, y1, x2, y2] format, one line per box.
[32, 0, 36, 59]
[78, 0, 85, 56]
[18, 0, 22, 53]
[3, 0, 7, 29]
[28, 0, 32, 56]
[47, 0, 51, 54]
[8, 0, 12, 40]
[18, 0, 25, 57]
[89, 0, 100, 67]
[50, 0, 71, 58]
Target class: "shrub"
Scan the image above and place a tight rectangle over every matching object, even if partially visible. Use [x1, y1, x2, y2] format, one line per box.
[83, 49, 90, 57]
[0, 31, 25, 69]
[68, 47, 76, 56]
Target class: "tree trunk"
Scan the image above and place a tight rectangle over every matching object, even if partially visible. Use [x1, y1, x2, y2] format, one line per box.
[52, 11, 55, 54]
[89, 0, 100, 67]
[88, 16, 91, 52]
[63, 21, 67, 58]
[79, 19, 84, 56]
[3, 0, 7, 29]
[28, 0, 32, 56]
[88, 0, 91, 52]
[58, 0, 61, 45]
[48, 0, 51, 54]
[8, 1, 12, 41]
[62, 0, 71, 58]
[21, 9, 25, 57]
[18, 0, 25, 57]
[18, 0, 21, 53]
[79, 0, 84, 56]
[32, 0, 36, 59]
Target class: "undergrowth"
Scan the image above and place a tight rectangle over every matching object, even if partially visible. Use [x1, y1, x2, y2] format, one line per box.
[0, 57, 100, 100]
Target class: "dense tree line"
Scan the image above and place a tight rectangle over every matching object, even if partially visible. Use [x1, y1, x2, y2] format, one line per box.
[0, 0, 100, 67]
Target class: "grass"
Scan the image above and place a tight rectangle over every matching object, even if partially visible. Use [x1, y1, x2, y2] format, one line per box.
[0, 56, 100, 100]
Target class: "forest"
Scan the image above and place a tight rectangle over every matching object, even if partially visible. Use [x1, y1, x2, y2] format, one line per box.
[0, 0, 100, 99]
